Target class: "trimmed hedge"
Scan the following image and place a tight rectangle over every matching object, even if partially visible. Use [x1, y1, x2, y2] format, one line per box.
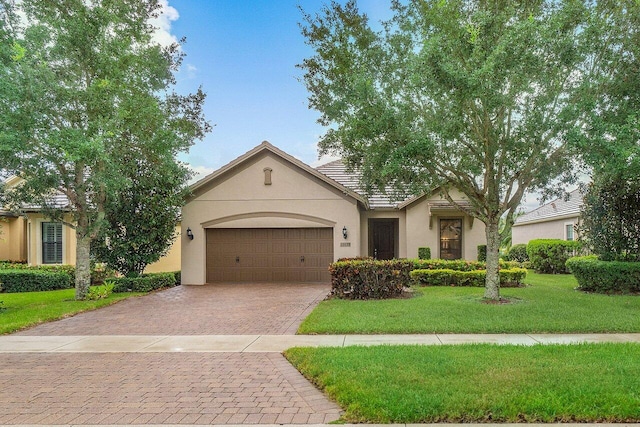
[527, 239, 582, 274]
[507, 244, 529, 262]
[112, 272, 178, 293]
[418, 247, 431, 260]
[412, 259, 520, 271]
[0, 269, 74, 293]
[566, 256, 640, 294]
[410, 268, 527, 288]
[329, 259, 413, 299]
[477, 245, 487, 262]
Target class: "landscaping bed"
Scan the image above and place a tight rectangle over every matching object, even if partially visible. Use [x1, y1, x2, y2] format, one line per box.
[285, 343, 640, 423]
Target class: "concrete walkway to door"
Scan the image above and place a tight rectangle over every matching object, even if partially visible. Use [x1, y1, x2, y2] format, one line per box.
[0, 283, 343, 425]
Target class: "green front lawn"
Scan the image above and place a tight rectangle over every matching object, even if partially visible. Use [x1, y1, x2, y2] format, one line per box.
[286, 343, 640, 423]
[0, 288, 142, 334]
[298, 272, 640, 334]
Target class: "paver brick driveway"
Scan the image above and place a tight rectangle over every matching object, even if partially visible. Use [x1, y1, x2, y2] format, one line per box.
[4, 283, 342, 425]
[18, 283, 329, 335]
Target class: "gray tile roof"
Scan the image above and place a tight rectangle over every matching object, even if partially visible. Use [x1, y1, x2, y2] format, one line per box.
[315, 160, 409, 209]
[515, 188, 583, 225]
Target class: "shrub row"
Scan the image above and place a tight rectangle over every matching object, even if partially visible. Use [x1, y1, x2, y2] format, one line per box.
[329, 259, 413, 300]
[410, 268, 527, 288]
[477, 245, 487, 261]
[566, 256, 640, 294]
[527, 239, 582, 274]
[413, 259, 520, 271]
[0, 269, 74, 293]
[0, 262, 112, 285]
[111, 272, 180, 293]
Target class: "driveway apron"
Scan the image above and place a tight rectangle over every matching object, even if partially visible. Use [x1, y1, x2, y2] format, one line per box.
[1, 284, 342, 425]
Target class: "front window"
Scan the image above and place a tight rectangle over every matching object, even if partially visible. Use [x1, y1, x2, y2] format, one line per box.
[42, 222, 63, 264]
[440, 218, 462, 260]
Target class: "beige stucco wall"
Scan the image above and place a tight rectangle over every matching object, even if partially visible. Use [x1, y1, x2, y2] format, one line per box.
[405, 190, 486, 260]
[145, 224, 182, 273]
[25, 213, 76, 265]
[181, 151, 362, 285]
[0, 216, 27, 261]
[512, 215, 580, 245]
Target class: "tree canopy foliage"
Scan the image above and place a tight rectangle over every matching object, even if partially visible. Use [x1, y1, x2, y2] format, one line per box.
[299, 0, 638, 299]
[0, 0, 210, 299]
[580, 176, 640, 262]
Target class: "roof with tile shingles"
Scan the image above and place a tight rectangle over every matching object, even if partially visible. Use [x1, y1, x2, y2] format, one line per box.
[315, 159, 411, 209]
[514, 188, 583, 225]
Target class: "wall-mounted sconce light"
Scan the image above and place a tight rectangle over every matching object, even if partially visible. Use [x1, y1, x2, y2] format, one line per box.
[186, 227, 194, 240]
[342, 226, 348, 240]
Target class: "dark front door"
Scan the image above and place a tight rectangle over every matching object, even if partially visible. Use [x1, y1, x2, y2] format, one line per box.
[370, 219, 397, 260]
[440, 218, 463, 260]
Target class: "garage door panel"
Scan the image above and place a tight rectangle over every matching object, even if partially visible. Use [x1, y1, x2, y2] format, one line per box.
[206, 228, 333, 283]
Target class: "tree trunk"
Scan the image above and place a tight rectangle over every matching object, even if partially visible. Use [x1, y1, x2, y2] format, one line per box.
[75, 231, 92, 300]
[484, 218, 501, 301]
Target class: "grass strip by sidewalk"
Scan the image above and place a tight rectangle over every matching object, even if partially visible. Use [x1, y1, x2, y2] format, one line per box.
[286, 343, 640, 423]
[0, 288, 142, 334]
[299, 272, 640, 334]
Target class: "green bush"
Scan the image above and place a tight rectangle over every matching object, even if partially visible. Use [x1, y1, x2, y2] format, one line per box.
[412, 259, 518, 271]
[0, 269, 74, 292]
[508, 244, 529, 262]
[566, 256, 640, 294]
[112, 272, 177, 293]
[329, 259, 413, 299]
[477, 245, 487, 262]
[418, 247, 431, 260]
[410, 268, 527, 288]
[527, 239, 582, 274]
[172, 271, 181, 286]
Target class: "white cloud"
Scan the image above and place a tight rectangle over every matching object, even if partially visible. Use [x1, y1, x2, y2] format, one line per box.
[148, 0, 179, 48]
[187, 164, 215, 184]
[185, 63, 198, 79]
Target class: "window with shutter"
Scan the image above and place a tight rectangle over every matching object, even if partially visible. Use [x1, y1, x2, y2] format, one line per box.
[42, 222, 63, 264]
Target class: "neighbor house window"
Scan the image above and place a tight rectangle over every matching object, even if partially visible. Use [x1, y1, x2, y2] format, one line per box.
[42, 222, 63, 264]
[565, 223, 574, 241]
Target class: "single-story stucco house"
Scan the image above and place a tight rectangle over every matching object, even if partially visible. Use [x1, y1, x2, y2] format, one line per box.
[0, 175, 180, 273]
[512, 188, 582, 245]
[181, 141, 486, 285]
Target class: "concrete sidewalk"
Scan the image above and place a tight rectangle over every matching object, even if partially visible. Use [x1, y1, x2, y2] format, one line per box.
[2, 333, 640, 353]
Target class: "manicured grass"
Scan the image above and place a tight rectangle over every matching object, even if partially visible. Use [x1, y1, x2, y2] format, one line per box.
[0, 288, 142, 334]
[285, 343, 640, 423]
[299, 272, 640, 334]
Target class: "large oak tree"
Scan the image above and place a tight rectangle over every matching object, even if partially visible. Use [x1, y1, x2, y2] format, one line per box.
[0, 0, 210, 299]
[300, 0, 629, 300]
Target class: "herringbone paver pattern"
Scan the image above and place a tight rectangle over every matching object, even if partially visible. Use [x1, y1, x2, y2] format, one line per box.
[0, 352, 341, 425]
[18, 283, 329, 335]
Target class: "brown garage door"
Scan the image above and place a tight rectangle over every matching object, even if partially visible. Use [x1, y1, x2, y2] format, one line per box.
[206, 228, 333, 283]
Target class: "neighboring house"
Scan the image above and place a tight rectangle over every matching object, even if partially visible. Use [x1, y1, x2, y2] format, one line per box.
[0, 175, 180, 272]
[181, 141, 486, 285]
[512, 188, 583, 245]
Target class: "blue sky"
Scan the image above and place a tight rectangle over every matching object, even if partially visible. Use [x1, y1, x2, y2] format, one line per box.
[165, 0, 392, 179]
[160, 1, 553, 210]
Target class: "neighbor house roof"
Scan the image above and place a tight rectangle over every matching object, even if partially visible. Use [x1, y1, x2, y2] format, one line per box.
[315, 160, 409, 209]
[1, 175, 71, 213]
[514, 188, 583, 226]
